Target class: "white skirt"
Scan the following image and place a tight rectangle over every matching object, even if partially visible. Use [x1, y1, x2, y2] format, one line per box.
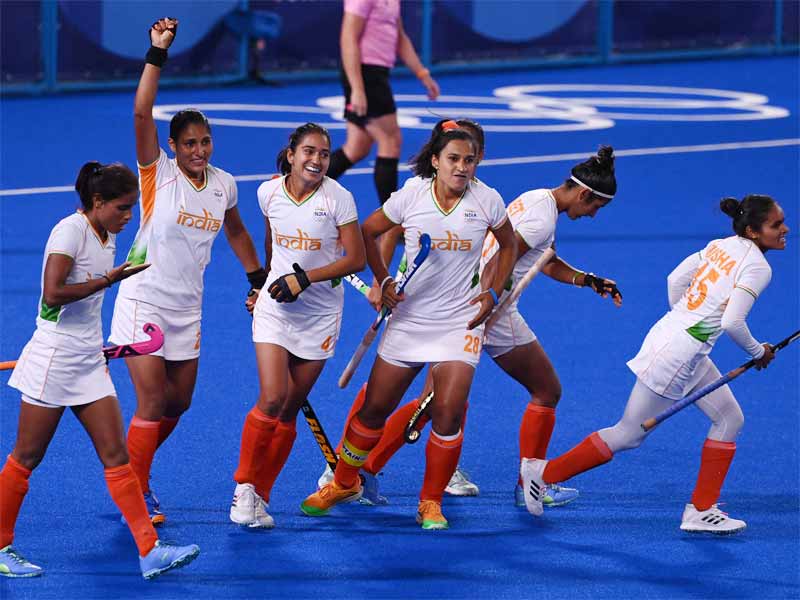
[627, 317, 713, 400]
[483, 305, 537, 358]
[110, 295, 201, 361]
[8, 331, 115, 407]
[253, 305, 341, 360]
[378, 313, 482, 368]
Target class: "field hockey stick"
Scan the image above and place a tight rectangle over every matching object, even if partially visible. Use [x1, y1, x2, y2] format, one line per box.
[338, 233, 432, 388]
[0, 323, 164, 371]
[346, 264, 433, 445]
[641, 328, 800, 432]
[301, 400, 339, 471]
[404, 391, 434, 443]
[344, 254, 409, 298]
[344, 273, 371, 296]
[484, 247, 555, 334]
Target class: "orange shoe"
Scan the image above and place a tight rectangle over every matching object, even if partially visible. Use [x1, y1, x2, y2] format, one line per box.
[416, 500, 449, 530]
[300, 480, 362, 516]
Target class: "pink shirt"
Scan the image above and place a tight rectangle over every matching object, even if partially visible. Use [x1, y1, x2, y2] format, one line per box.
[344, 0, 400, 68]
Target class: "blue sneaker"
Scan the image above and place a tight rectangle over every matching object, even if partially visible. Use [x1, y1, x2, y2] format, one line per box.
[121, 489, 165, 527]
[514, 483, 579, 508]
[0, 546, 43, 578]
[358, 472, 388, 506]
[139, 540, 199, 580]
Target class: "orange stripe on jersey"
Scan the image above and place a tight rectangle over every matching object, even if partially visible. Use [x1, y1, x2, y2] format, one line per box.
[138, 161, 157, 224]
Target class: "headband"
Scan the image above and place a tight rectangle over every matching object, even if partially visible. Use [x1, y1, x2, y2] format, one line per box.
[570, 175, 614, 199]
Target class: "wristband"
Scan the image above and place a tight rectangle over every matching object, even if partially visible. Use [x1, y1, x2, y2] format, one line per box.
[145, 46, 168, 68]
[487, 288, 499, 305]
[572, 271, 584, 286]
[247, 267, 268, 289]
[380, 276, 395, 292]
[101, 274, 113, 288]
[415, 68, 430, 79]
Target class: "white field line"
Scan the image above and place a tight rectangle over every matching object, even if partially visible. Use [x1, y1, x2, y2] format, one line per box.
[2, 138, 798, 197]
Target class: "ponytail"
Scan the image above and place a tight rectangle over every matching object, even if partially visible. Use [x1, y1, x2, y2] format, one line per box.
[74, 161, 138, 211]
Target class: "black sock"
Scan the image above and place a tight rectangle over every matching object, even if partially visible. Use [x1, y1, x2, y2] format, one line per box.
[374, 156, 399, 205]
[327, 148, 354, 180]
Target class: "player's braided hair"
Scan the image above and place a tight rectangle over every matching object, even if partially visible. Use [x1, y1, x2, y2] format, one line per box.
[74, 162, 138, 211]
[720, 194, 776, 237]
[410, 119, 477, 179]
[567, 145, 617, 200]
[276, 122, 331, 175]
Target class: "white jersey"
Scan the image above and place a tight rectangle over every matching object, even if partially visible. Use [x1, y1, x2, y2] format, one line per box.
[628, 236, 771, 398]
[382, 177, 507, 323]
[117, 149, 237, 310]
[480, 189, 557, 308]
[257, 176, 358, 316]
[662, 236, 771, 347]
[34, 212, 115, 352]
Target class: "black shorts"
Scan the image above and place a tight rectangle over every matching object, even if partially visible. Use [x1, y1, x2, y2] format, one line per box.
[341, 64, 396, 128]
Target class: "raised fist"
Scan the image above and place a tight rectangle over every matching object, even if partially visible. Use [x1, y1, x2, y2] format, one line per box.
[150, 17, 178, 49]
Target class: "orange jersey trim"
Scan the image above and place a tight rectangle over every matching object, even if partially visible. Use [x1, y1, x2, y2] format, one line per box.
[138, 161, 157, 224]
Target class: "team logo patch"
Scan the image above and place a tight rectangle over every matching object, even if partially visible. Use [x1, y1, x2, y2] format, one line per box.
[463, 209, 478, 221]
[313, 207, 328, 221]
[214, 189, 224, 198]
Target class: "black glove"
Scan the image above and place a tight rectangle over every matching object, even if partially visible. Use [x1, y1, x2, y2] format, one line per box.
[267, 263, 311, 303]
[247, 267, 268, 293]
[583, 272, 622, 301]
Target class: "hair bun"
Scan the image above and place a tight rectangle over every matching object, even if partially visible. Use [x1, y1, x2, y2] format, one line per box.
[595, 146, 615, 171]
[719, 197, 740, 217]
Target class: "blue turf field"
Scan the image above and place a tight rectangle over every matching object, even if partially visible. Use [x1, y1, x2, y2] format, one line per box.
[1, 56, 798, 598]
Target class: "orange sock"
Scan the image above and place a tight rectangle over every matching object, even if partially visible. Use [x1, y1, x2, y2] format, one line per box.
[335, 415, 383, 488]
[105, 464, 158, 556]
[336, 383, 367, 455]
[254, 420, 297, 502]
[156, 416, 180, 449]
[691, 439, 736, 511]
[518, 404, 556, 485]
[543, 432, 613, 484]
[520, 404, 556, 460]
[363, 399, 421, 475]
[126, 416, 160, 493]
[0, 455, 31, 548]
[420, 429, 463, 503]
[234, 408, 279, 487]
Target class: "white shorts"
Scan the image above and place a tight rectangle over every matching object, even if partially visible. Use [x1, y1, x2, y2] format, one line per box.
[253, 306, 341, 360]
[483, 306, 537, 358]
[378, 314, 482, 368]
[8, 333, 115, 407]
[627, 318, 713, 400]
[110, 296, 201, 361]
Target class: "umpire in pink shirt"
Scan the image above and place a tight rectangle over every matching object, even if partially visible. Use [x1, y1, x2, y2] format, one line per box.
[326, 0, 440, 206]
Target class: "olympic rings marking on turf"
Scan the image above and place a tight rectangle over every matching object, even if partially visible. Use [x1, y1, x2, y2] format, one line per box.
[151, 84, 789, 132]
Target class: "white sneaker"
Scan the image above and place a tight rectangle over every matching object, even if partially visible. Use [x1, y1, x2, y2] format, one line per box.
[317, 464, 334, 489]
[230, 483, 275, 529]
[680, 503, 746, 535]
[445, 466, 480, 497]
[519, 458, 548, 516]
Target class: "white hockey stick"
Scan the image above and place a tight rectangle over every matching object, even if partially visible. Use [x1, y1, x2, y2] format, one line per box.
[484, 247, 555, 334]
[338, 234, 432, 388]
